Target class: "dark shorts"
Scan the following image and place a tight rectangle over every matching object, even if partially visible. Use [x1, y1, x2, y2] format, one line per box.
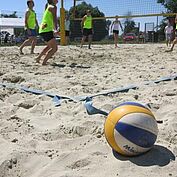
[83, 28, 93, 36]
[25, 29, 37, 37]
[113, 30, 119, 35]
[40, 31, 54, 42]
[65, 30, 70, 37]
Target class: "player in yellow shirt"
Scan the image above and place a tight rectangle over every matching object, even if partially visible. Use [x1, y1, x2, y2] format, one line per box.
[35, 0, 59, 65]
[19, 0, 38, 54]
[80, 10, 93, 49]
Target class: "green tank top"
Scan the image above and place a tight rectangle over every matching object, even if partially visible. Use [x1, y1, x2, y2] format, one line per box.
[84, 15, 92, 29]
[39, 5, 54, 33]
[27, 9, 36, 29]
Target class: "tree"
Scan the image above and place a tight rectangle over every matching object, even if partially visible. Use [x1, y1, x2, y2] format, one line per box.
[123, 12, 136, 34]
[69, 2, 108, 41]
[157, 0, 177, 12]
[157, 0, 176, 26]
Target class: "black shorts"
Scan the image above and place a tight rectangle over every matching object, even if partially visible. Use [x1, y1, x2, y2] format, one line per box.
[40, 31, 54, 42]
[65, 30, 70, 37]
[83, 28, 93, 36]
[113, 30, 119, 34]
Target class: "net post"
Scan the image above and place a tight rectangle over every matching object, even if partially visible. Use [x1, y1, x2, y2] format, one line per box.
[60, 0, 66, 45]
[73, 0, 76, 19]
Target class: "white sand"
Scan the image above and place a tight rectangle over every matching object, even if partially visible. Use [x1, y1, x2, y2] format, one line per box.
[0, 44, 177, 177]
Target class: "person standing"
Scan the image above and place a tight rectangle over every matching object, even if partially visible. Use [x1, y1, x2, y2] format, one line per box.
[65, 15, 70, 45]
[164, 22, 173, 47]
[169, 14, 177, 51]
[35, 0, 59, 65]
[19, 0, 38, 54]
[80, 10, 93, 49]
[111, 16, 123, 48]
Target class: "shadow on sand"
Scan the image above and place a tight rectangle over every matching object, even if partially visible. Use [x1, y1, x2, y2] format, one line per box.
[113, 145, 175, 167]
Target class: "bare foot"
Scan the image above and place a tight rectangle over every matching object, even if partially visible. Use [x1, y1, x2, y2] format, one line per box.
[31, 52, 39, 54]
[35, 57, 41, 63]
[165, 49, 173, 52]
[42, 62, 47, 65]
[20, 50, 24, 55]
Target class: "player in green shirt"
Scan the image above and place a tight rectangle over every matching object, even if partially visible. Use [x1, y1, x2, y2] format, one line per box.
[19, 0, 38, 54]
[35, 0, 59, 65]
[80, 10, 93, 49]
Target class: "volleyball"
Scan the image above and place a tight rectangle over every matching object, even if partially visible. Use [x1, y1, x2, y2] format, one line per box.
[104, 101, 158, 156]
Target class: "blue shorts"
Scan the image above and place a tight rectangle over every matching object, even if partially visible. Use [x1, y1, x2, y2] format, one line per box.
[25, 29, 37, 37]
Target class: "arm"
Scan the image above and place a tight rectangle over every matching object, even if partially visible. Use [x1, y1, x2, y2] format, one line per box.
[119, 21, 123, 31]
[25, 10, 31, 35]
[25, 10, 30, 29]
[92, 18, 94, 33]
[35, 13, 39, 28]
[49, 6, 58, 31]
[175, 15, 177, 23]
[81, 15, 86, 29]
[111, 21, 114, 31]
[171, 26, 174, 33]
[164, 26, 166, 33]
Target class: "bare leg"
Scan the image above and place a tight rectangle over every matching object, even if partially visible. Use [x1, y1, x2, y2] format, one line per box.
[31, 37, 37, 54]
[35, 46, 50, 63]
[170, 38, 177, 51]
[42, 39, 58, 65]
[114, 33, 118, 48]
[166, 40, 168, 47]
[88, 34, 92, 49]
[169, 38, 172, 47]
[81, 36, 86, 48]
[66, 36, 70, 45]
[19, 37, 33, 54]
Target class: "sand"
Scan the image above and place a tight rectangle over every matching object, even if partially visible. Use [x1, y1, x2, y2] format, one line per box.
[0, 44, 177, 177]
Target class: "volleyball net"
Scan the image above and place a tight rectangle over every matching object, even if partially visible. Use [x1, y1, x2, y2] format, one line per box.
[72, 0, 175, 19]
[68, 0, 176, 44]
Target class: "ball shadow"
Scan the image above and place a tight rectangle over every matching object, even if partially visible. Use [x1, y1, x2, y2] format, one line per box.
[113, 145, 175, 167]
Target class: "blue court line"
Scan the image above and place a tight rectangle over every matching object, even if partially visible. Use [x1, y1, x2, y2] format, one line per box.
[84, 74, 177, 117]
[84, 97, 108, 116]
[0, 74, 177, 117]
[0, 83, 78, 107]
[84, 74, 177, 99]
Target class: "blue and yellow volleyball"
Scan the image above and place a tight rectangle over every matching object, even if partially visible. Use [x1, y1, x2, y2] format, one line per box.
[104, 101, 158, 156]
